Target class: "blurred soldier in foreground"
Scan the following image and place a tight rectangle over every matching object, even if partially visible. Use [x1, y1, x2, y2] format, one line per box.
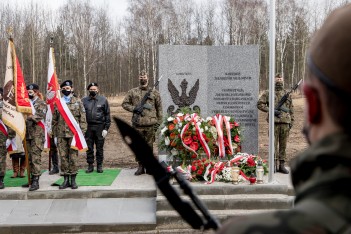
[82, 82, 111, 173]
[52, 80, 87, 189]
[22, 84, 47, 191]
[257, 74, 294, 174]
[122, 70, 163, 175]
[0, 88, 16, 189]
[218, 4, 351, 233]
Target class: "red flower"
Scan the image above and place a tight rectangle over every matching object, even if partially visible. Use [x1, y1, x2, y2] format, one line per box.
[224, 137, 229, 147]
[170, 132, 177, 139]
[170, 140, 177, 147]
[190, 142, 199, 151]
[234, 122, 239, 127]
[192, 135, 198, 141]
[197, 170, 203, 175]
[191, 154, 197, 159]
[191, 166, 196, 171]
[183, 136, 193, 145]
[247, 157, 256, 167]
[168, 124, 175, 131]
[234, 135, 240, 143]
[173, 119, 178, 124]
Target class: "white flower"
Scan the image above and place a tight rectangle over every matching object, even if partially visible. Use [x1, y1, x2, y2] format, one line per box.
[225, 116, 231, 121]
[204, 126, 209, 131]
[161, 127, 167, 135]
[167, 117, 174, 122]
[210, 126, 218, 139]
[206, 117, 213, 121]
[178, 123, 183, 128]
[165, 136, 170, 145]
[177, 113, 184, 117]
[196, 122, 201, 126]
[171, 148, 178, 156]
[192, 122, 195, 126]
[200, 128, 204, 133]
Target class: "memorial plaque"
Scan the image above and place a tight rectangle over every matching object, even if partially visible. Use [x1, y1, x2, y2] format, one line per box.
[158, 45, 259, 155]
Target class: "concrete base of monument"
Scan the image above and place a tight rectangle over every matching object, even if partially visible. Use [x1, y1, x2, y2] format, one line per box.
[0, 168, 294, 233]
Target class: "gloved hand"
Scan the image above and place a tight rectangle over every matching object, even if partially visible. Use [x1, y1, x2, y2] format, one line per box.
[274, 109, 281, 117]
[102, 130, 108, 138]
[143, 103, 152, 110]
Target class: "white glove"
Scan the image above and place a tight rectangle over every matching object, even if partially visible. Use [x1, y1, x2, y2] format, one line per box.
[54, 137, 58, 146]
[102, 130, 108, 138]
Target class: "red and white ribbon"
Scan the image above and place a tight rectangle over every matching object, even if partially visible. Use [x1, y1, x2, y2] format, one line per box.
[213, 114, 234, 158]
[175, 165, 192, 180]
[223, 116, 234, 156]
[205, 161, 224, 184]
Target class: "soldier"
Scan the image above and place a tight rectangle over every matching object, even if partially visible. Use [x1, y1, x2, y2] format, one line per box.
[122, 70, 163, 175]
[52, 80, 87, 189]
[218, 4, 351, 233]
[0, 87, 16, 189]
[257, 74, 294, 174]
[22, 84, 47, 191]
[82, 82, 111, 173]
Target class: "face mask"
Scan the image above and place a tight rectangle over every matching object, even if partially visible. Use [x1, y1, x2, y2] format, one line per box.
[139, 79, 147, 86]
[275, 82, 284, 90]
[28, 94, 35, 99]
[62, 90, 71, 96]
[89, 91, 97, 97]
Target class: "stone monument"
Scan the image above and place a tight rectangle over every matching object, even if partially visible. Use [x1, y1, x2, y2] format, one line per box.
[158, 45, 259, 155]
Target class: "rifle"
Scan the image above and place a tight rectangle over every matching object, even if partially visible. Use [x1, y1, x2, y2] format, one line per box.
[132, 75, 163, 125]
[115, 117, 221, 231]
[275, 79, 302, 117]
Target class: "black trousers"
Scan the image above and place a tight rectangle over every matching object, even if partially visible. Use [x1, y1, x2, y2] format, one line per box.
[86, 124, 105, 165]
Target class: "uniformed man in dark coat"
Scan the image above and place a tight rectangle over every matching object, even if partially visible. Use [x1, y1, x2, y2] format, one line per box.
[82, 82, 111, 173]
[218, 4, 351, 233]
[122, 70, 163, 175]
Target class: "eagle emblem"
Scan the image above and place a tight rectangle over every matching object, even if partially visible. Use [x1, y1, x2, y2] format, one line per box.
[167, 78, 200, 115]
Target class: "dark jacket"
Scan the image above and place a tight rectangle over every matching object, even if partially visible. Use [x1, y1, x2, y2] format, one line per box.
[82, 95, 111, 131]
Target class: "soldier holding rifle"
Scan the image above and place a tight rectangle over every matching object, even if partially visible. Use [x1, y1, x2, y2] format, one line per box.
[122, 70, 163, 176]
[257, 73, 296, 174]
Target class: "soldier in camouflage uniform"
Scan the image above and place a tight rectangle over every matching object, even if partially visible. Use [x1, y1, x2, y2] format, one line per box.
[122, 70, 163, 175]
[257, 74, 294, 174]
[218, 4, 351, 233]
[0, 87, 16, 189]
[22, 84, 47, 191]
[52, 80, 87, 189]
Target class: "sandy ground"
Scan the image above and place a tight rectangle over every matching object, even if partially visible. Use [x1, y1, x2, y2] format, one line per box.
[6, 94, 308, 171]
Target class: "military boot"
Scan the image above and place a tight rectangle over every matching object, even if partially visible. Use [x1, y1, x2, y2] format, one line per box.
[59, 175, 71, 189]
[86, 164, 94, 173]
[70, 175, 78, 189]
[134, 162, 145, 176]
[19, 159, 26, 178]
[0, 176, 4, 189]
[29, 176, 40, 191]
[49, 150, 59, 175]
[97, 163, 103, 173]
[278, 160, 289, 174]
[11, 158, 19, 178]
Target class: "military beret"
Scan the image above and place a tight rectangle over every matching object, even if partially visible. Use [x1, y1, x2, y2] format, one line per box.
[309, 4, 351, 94]
[87, 82, 98, 90]
[26, 83, 39, 90]
[60, 80, 73, 88]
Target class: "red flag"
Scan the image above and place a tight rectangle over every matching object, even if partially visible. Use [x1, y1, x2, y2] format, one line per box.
[2, 40, 31, 139]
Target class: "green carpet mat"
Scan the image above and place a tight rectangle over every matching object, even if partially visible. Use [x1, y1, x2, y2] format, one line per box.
[54, 169, 121, 186]
[4, 170, 46, 187]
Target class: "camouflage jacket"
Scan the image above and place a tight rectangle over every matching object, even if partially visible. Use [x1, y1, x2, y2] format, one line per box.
[52, 96, 87, 138]
[257, 89, 294, 124]
[122, 86, 163, 127]
[218, 133, 351, 234]
[26, 97, 47, 139]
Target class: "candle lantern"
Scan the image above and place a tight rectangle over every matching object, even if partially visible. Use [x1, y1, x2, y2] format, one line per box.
[256, 160, 264, 184]
[231, 163, 240, 185]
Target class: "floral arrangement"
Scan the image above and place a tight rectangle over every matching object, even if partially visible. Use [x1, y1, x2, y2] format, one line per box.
[227, 153, 269, 179]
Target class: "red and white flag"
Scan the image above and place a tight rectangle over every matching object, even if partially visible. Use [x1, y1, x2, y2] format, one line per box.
[2, 40, 32, 140]
[46, 47, 87, 151]
[0, 120, 17, 153]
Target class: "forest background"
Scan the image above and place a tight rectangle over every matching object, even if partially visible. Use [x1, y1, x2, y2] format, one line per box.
[0, 0, 349, 97]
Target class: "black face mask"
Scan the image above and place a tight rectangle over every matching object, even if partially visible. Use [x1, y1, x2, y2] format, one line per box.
[62, 90, 71, 96]
[139, 80, 147, 86]
[28, 94, 34, 99]
[89, 91, 97, 97]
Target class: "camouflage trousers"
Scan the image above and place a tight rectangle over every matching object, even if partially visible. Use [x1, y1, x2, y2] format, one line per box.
[27, 136, 44, 176]
[133, 125, 155, 162]
[274, 123, 290, 161]
[0, 133, 7, 177]
[57, 137, 78, 175]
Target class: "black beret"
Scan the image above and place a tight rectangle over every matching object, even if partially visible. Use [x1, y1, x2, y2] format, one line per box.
[87, 82, 98, 90]
[26, 83, 39, 90]
[60, 80, 73, 88]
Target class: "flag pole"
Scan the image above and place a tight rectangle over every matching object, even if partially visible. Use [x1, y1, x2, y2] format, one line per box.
[23, 139, 31, 185]
[48, 36, 54, 173]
